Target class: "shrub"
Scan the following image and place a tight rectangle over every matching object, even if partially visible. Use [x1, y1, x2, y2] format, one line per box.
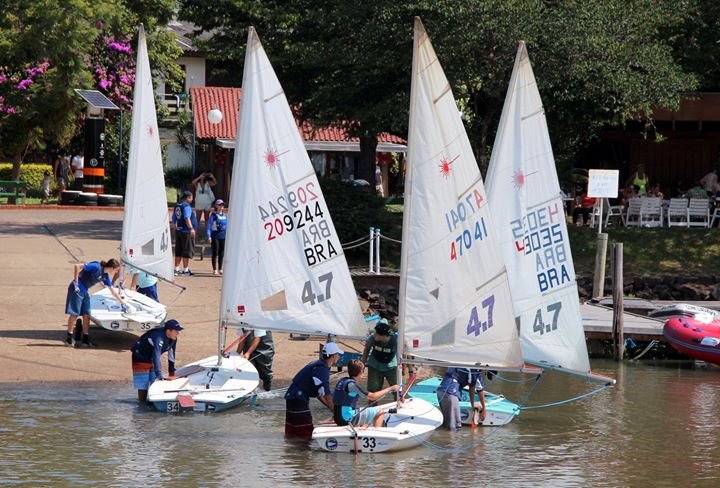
[0, 163, 55, 197]
[164, 166, 193, 190]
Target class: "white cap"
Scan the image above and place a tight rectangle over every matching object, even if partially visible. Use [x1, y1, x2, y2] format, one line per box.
[322, 342, 344, 356]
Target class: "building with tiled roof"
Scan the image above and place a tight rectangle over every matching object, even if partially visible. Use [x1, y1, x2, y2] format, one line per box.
[190, 86, 406, 199]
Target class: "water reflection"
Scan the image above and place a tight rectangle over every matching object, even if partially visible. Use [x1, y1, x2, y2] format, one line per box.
[2, 361, 720, 487]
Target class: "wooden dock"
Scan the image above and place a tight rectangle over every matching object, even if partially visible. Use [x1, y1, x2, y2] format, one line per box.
[581, 302, 664, 341]
[350, 270, 720, 342]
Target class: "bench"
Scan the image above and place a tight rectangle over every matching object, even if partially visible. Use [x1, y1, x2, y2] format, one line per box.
[0, 180, 27, 204]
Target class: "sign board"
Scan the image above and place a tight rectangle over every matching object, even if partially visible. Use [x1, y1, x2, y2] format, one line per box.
[587, 169, 619, 198]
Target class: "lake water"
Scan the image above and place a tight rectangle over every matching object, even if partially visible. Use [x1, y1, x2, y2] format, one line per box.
[2, 359, 720, 487]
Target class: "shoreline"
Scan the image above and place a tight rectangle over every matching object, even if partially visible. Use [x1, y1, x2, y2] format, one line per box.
[0, 208, 368, 384]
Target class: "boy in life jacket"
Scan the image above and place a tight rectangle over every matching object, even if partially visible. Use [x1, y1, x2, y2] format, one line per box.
[333, 359, 400, 427]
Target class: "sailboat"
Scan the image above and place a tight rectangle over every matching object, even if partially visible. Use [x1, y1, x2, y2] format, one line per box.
[89, 25, 169, 332]
[484, 42, 614, 386]
[150, 26, 381, 413]
[315, 18, 530, 450]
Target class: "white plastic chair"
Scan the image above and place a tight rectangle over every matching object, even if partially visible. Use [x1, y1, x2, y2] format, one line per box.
[688, 198, 710, 228]
[666, 198, 689, 227]
[625, 198, 642, 227]
[711, 207, 720, 228]
[601, 198, 625, 227]
[640, 197, 663, 227]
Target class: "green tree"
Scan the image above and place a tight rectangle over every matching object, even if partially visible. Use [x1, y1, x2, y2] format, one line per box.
[180, 0, 698, 178]
[0, 1, 181, 179]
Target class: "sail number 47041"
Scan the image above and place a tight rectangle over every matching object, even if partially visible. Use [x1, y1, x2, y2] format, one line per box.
[466, 295, 495, 336]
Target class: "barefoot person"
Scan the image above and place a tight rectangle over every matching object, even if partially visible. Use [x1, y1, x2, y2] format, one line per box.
[65, 258, 124, 348]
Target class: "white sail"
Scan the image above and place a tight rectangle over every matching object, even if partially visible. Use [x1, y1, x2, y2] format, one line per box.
[121, 25, 173, 282]
[485, 42, 592, 376]
[400, 18, 524, 369]
[220, 28, 366, 337]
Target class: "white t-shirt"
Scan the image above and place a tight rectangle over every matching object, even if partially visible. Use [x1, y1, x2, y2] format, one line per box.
[71, 155, 84, 178]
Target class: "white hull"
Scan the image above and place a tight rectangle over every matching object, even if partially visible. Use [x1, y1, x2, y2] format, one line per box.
[89, 288, 166, 332]
[312, 397, 442, 453]
[148, 353, 259, 413]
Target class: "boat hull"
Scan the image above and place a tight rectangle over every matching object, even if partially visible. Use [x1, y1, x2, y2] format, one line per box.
[663, 316, 720, 365]
[89, 288, 166, 332]
[148, 353, 259, 413]
[408, 377, 520, 426]
[312, 397, 442, 453]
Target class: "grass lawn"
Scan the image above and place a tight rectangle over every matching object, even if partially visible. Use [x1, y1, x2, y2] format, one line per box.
[568, 225, 720, 277]
[351, 204, 720, 277]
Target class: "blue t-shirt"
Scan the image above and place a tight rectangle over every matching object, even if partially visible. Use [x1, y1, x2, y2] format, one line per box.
[285, 359, 331, 402]
[131, 328, 177, 377]
[127, 265, 158, 288]
[437, 368, 485, 400]
[77, 261, 112, 294]
[207, 211, 228, 239]
[172, 201, 194, 233]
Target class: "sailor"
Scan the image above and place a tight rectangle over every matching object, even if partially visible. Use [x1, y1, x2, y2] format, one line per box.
[284, 342, 342, 437]
[361, 318, 399, 399]
[64, 258, 124, 348]
[124, 264, 159, 302]
[131, 319, 183, 403]
[333, 359, 400, 428]
[236, 327, 275, 391]
[436, 367, 486, 430]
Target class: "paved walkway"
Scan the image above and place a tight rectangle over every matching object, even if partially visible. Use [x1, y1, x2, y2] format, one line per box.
[0, 207, 362, 383]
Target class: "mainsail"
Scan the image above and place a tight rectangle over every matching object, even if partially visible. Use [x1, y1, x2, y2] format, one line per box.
[485, 42, 602, 380]
[121, 25, 174, 282]
[220, 28, 366, 338]
[401, 18, 524, 369]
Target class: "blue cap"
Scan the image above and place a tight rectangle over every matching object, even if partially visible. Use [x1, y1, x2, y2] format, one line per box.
[182, 190, 193, 199]
[164, 319, 184, 331]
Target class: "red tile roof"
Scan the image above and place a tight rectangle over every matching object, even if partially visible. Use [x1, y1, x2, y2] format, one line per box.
[191, 86, 241, 139]
[191, 86, 405, 144]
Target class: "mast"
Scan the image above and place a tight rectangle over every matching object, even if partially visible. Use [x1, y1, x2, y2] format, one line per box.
[396, 18, 424, 386]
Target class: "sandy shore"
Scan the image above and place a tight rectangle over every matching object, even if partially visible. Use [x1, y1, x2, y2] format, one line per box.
[0, 207, 367, 385]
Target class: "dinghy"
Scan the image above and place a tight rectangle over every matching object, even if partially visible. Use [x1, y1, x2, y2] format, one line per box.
[321, 19, 530, 448]
[649, 303, 720, 321]
[392, 18, 527, 431]
[89, 25, 173, 332]
[484, 42, 614, 387]
[147, 354, 258, 413]
[663, 315, 720, 365]
[409, 377, 520, 427]
[312, 397, 443, 453]
[151, 26, 376, 413]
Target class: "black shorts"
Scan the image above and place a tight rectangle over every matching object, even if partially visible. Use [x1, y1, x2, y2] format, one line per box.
[175, 231, 194, 258]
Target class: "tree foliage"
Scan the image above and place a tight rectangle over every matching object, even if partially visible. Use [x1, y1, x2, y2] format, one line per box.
[180, 0, 701, 176]
[0, 0, 181, 177]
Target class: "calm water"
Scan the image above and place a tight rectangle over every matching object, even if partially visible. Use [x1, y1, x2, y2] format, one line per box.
[2, 359, 720, 487]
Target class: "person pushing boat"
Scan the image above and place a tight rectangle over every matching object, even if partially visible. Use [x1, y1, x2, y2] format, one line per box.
[65, 258, 123, 348]
[284, 342, 343, 437]
[131, 319, 183, 403]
